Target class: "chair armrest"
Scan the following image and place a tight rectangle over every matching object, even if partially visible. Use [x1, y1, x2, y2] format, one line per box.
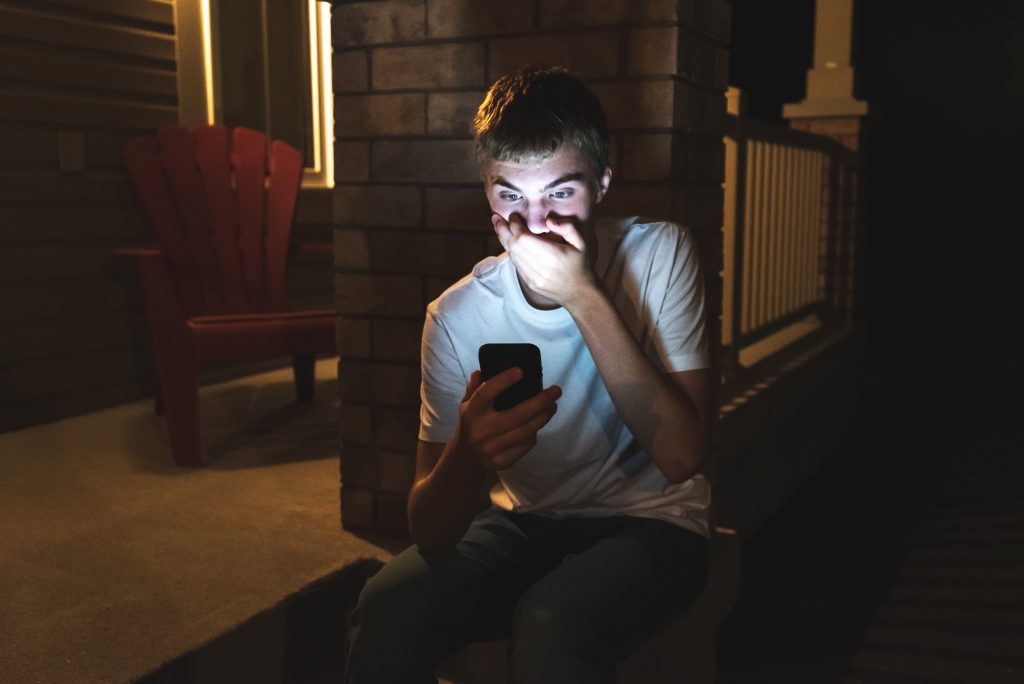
[114, 246, 162, 261]
[289, 241, 333, 261]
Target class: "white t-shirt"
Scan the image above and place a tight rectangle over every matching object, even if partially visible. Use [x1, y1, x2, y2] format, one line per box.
[419, 216, 712, 537]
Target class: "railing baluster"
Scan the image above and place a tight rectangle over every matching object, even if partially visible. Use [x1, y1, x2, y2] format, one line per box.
[720, 111, 856, 375]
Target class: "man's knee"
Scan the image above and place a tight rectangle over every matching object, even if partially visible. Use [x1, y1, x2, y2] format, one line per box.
[350, 549, 435, 633]
[510, 579, 609, 655]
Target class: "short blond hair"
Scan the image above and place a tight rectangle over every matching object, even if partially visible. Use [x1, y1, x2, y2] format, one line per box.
[474, 66, 609, 176]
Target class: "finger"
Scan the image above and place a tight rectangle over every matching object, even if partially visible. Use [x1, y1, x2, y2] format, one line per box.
[461, 370, 482, 402]
[507, 213, 528, 239]
[488, 401, 558, 454]
[468, 366, 525, 411]
[548, 217, 586, 252]
[499, 384, 562, 424]
[492, 213, 513, 252]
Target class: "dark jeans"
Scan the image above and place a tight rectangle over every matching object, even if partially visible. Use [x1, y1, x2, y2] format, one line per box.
[344, 506, 709, 684]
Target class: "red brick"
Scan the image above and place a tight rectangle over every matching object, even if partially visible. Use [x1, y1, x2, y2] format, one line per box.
[426, 276, 456, 303]
[334, 273, 424, 316]
[673, 82, 727, 136]
[427, 91, 485, 135]
[621, 133, 672, 181]
[428, 0, 535, 38]
[379, 450, 416, 493]
[539, 0, 677, 28]
[373, 319, 423, 362]
[488, 31, 620, 81]
[596, 183, 673, 221]
[591, 80, 675, 129]
[371, 230, 487, 277]
[425, 187, 491, 230]
[421, 233, 488, 277]
[340, 403, 375, 447]
[295, 188, 333, 223]
[370, 362, 421, 406]
[698, 234, 725, 276]
[372, 140, 478, 183]
[678, 31, 720, 88]
[333, 50, 368, 92]
[336, 93, 426, 137]
[336, 317, 372, 358]
[670, 184, 724, 232]
[713, 45, 730, 91]
[334, 229, 370, 270]
[373, 43, 485, 90]
[710, 0, 732, 44]
[338, 358, 373, 401]
[340, 444, 379, 487]
[340, 486, 376, 530]
[628, 27, 678, 75]
[374, 492, 411, 536]
[332, 0, 426, 47]
[374, 406, 420, 450]
[333, 141, 371, 182]
[333, 185, 421, 226]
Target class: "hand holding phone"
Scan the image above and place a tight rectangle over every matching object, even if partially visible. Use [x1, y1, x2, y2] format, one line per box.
[478, 343, 543, 410]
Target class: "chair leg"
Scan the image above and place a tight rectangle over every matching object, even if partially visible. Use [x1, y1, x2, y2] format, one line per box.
[154, 375, 165, 415]
[158, 354, 203, 467]
[293, 354, 316, 403]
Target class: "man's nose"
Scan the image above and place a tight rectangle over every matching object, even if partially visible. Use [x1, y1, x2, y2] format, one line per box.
[526, 206, 550, 233]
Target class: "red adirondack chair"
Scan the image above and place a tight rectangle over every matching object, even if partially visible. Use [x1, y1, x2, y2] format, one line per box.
[118, 125, 336, 466]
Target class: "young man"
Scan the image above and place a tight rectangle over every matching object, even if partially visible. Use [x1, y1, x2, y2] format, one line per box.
[345, 66, 714, 684]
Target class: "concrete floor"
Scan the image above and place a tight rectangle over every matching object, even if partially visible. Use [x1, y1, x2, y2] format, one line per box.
[0, 359, 402, 684]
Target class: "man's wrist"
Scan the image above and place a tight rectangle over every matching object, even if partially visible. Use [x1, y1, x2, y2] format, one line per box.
[443, 438, 488, 483]
[563, 273, 607, 319]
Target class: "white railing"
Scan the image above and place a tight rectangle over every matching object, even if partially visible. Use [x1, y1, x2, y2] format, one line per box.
[721, 93, 860, 377]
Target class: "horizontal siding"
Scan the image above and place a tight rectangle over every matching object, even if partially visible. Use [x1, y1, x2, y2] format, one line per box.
[0, 46, 177, 98]
[0, 203, 147, 242]
[4, 0, 175, 26]
[0, 0, 178, 431]
[0, 277, 144, 323]
[0, 6, 175, 62]
[1, 344, 154, 401]
[0, 128, 147, 167]
[0, 313, 149, 362]
[0, 172, 134, 202]
[0, 92, 177, 130]
[0, 241, 140, 284]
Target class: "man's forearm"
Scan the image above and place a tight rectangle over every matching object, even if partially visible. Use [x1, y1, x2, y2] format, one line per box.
[566, 284, 708, 483]
[407, 442, 488, 553]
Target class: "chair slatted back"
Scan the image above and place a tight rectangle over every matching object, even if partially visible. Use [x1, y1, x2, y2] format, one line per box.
[123, 125, 303, 316]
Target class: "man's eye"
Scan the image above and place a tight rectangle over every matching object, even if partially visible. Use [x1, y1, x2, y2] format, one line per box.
[499, 192, 521, 202]
[550, 189, 572, 199]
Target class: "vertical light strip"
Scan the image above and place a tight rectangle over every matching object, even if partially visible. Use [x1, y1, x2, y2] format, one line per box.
[200, 0, 215, 123]
[303, 0, 334, 187]
[307, 0, 323, 174]
[319, 0, 334, 187]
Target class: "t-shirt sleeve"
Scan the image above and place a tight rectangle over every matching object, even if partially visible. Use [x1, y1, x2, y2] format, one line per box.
[652, 224, 711, 372]
[419, 310, 466, 443]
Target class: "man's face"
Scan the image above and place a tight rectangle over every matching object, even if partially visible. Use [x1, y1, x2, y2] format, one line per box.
[481, 144, 612, 250]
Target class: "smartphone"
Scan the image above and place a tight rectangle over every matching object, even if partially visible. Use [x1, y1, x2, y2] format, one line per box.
[478, 343, 543, 410]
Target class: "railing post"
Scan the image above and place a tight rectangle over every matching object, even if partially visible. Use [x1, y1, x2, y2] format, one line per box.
[721, 97, 746, 382]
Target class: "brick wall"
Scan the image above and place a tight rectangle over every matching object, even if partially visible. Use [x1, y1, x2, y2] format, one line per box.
[331, 0, 733, 536]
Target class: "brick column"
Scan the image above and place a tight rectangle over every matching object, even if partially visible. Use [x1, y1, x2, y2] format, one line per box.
[331, 0, 732, 536]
